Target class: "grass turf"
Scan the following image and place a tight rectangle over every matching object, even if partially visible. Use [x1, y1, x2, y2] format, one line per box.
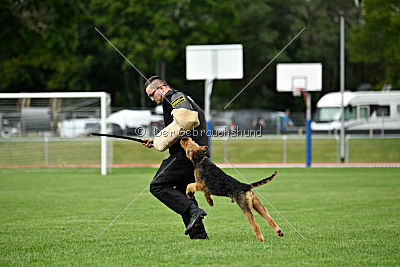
[0, 167, 399, 265]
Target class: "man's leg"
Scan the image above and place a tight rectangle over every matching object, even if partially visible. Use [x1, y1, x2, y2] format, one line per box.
[176, 184, 208, 239]
[149, 157, 194, 214]
[150, 156, 208, 238]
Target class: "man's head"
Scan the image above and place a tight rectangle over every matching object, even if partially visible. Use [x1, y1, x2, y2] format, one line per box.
[145, 76, 170, 104]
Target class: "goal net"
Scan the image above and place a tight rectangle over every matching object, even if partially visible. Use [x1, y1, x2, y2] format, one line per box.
[0, 92, 112, 175]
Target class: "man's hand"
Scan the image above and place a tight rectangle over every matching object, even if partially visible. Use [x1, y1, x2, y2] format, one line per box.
[142, 138, 154, 148]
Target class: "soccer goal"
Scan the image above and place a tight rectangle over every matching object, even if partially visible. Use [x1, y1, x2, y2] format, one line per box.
[0, 92, 112, 175]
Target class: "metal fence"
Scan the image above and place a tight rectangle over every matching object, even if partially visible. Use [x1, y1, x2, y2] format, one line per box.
[211, 134, 400, 164]
[0, 137, 113, 168]
[1, 134, 399, 167]
[345, 134, 400, 163]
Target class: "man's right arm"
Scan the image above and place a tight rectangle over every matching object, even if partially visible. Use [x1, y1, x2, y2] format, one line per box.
[142, 138, 154, 148]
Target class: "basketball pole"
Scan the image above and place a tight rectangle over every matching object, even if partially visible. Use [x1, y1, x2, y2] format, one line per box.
[339, 11, 345, 163]
[277, 63, 322, 168]
[305, 92, 312, 167]
[300, 89, 312, 167]
[205, 78, 214, 159]
[186, 44, 244, 160]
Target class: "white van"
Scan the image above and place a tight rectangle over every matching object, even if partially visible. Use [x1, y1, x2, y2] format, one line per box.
[311, 91, 400, 133]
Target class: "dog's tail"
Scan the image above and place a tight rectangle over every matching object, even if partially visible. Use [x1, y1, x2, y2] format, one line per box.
[249, 171, 277, 189]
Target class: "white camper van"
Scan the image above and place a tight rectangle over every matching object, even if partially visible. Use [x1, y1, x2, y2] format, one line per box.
[311, 91, 400, 133]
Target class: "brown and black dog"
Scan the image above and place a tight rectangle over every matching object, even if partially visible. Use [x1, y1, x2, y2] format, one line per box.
[180, 136, 283, 242]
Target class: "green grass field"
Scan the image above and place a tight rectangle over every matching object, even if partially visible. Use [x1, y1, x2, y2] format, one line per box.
[1, 167, 399, 265]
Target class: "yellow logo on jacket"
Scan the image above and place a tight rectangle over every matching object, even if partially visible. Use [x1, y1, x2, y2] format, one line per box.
[172, 95, 186, 108]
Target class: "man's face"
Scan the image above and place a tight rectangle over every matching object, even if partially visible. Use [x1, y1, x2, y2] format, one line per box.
[146, 83, 164, 104]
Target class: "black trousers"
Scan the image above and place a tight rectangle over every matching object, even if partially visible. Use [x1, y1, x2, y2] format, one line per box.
[150, 154, 207, 237]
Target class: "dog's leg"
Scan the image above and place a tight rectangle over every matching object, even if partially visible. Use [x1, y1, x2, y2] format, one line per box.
[252, 193, 283, 237]
[234, 192, 264, 242]
[186, 182, 197, 198]
[186, 181, 206, 199]
[203, 191, 214, 206]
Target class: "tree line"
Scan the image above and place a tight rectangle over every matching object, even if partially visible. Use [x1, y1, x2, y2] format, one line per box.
[1, 0, 399, 111]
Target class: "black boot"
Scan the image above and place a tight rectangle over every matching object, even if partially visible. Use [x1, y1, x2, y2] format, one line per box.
[184, 204, 207, 235]
[189, 222, 209, 240]
[190, 233, 209, 240]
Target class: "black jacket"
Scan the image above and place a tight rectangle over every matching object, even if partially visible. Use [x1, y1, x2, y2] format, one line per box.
[162, 89, 209, 156]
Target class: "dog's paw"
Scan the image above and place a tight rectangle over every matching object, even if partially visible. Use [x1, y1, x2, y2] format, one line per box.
[277, 230, 284, 237]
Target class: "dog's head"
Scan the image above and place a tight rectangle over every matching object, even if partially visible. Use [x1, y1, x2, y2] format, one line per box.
[180, 136, 208, 162]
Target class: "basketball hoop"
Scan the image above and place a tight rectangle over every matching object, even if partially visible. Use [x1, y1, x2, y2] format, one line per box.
[276, 63, 323, 168]
[292, 87, 303, 97]
[292, 87, 309, 107]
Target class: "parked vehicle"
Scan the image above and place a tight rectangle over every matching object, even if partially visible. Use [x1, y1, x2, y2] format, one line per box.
[211, 109, 297, 134]
[210, 110, 235, 134]
[311, 91, 400, 133]
[58, 109, 164, 138]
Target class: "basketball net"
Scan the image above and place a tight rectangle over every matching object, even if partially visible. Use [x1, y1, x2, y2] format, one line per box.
[292, 87, 310, 108]
[292, 87, 303, 97]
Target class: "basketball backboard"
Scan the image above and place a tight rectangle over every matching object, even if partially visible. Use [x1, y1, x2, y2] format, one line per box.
[186, 44, 243, 80]
[276, 63, 322, 92]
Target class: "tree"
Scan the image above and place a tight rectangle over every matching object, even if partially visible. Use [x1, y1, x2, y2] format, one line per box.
[3, 0, 391, 112]
[216, 0, 360, 111]
[283, 0, 360, 110]
[90, 0, 237, 107]
[0, 0, 92, 92]
[348, 0, 400, 89]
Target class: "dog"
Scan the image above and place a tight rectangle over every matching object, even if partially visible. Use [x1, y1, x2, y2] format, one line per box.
[180, 136, 283, 242]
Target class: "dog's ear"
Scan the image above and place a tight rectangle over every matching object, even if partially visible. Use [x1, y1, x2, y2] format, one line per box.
[200, 146, 209, 153]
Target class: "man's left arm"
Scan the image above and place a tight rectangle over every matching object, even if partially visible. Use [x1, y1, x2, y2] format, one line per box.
[153, 92, 199, 151]
[171, 92, 193, 111]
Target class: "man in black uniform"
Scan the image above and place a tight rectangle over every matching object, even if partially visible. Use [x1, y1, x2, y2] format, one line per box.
[142, 76, 209, 239]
